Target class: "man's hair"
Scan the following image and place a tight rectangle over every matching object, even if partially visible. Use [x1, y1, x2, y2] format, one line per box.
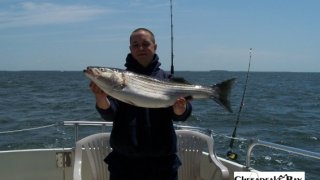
[130, 28, 155, 44]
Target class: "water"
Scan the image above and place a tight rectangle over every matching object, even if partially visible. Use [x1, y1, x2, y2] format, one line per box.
[0, 71, 319, 178]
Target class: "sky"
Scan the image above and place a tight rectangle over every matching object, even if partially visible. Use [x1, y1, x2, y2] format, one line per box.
[0, 0, 319, 72]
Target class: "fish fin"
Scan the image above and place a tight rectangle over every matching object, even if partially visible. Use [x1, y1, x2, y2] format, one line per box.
[113, 84, 126, 91]
[211, 78, 236, 113]
[169, 77, 191, 84]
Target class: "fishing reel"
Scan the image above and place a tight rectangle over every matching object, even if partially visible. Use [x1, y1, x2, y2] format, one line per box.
[227, 150, 238, 161]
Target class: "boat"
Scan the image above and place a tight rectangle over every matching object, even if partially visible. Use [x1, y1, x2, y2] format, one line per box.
[0, 120, 319, 180]
[1, 2, 319, 179]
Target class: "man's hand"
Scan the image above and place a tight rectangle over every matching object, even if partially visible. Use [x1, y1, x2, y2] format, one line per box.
[90, 81, 107, 97]
[173, 97, 187, 115]
[89, 81, 110, 110]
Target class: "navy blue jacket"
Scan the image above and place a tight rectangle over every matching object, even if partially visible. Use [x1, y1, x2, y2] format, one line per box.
[96, 54, 192, 158]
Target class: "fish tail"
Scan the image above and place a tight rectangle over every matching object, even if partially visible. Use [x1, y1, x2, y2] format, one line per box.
[211, 78, 236, 112]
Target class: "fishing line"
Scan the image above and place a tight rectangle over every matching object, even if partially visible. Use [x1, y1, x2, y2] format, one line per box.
[0, 123, 59, 134]
[227, 48, 253, 160]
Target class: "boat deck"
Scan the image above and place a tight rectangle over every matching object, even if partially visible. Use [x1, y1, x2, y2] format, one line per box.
[0, 121, 319, 180]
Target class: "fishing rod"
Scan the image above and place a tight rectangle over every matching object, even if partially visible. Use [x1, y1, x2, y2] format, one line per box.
[227, 48, 253, 160]
[170, 0, 175, 75]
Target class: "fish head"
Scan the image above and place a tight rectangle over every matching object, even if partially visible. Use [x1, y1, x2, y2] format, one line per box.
[84, 66, 124, 93]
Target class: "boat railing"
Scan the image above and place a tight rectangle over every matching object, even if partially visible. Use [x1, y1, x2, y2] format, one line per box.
[246, 138, 320, 167]
[63, 121, 213, 143]
[64, 121, 113, 143]
[63, 121, 320, 169]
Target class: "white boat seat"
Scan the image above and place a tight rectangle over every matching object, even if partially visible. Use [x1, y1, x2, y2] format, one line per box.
[73, 130, 229, 180]
[176, 130, 229, 180]
[73, 133, 112, 180]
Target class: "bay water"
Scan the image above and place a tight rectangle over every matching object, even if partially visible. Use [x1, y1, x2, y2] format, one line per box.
[0, 71, 319, 178]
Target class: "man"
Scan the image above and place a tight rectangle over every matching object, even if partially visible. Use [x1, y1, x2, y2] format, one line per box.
[89, 28, 192, 180]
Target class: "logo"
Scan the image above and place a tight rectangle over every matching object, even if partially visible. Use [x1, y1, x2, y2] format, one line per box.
[234, 171, 305, 180]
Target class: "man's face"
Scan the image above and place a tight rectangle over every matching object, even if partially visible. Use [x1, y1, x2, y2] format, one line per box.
[129, 30, 157, 67]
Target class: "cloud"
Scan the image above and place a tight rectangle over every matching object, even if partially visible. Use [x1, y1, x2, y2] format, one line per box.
[0, 2, 108, 28]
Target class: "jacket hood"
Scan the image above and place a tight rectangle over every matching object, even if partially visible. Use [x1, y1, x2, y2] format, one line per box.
[124, 54, 161, 75]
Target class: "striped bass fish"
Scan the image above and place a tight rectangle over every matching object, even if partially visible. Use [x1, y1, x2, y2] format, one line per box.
[84, 67, 235, 112]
